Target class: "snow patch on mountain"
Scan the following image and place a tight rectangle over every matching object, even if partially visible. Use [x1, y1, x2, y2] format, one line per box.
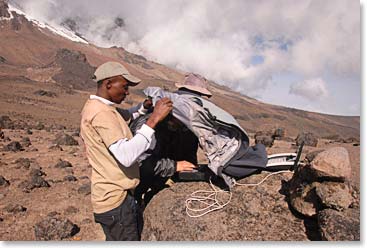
[7, 3, 88, 44]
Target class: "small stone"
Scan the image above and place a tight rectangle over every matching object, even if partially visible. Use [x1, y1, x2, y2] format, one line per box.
[273, 128, 285, 139]
[34, 90, 57, 98]
[53, 133, 78, 146]
[30, 168, 46, 177]
[34, 216, 80, 240]
[4, 203, 27, 213]
[26, 129, 33, 135]
[18, 169, 50, 192]
[3, 141, 23, 152]
[55, 159, 73, 168]
[64, 175, 77, 182]
[48, 144, 63, 151]
[0, 116, 14, 129]
[34, 122, 45, 130]
[64, 167, 74, 174]
[14, 158, 32, 169]
[30, 175, 50, 188]
[296, 132, 318, 147]
[64, 206, 79, 215]
[0, 176, 10, 187]
[21, 137, 32, 147]
[81, 218, 92, 224]
[47, 211, 61, 217]
[255, 132, 274, 147]
[77, 184, 91, 196]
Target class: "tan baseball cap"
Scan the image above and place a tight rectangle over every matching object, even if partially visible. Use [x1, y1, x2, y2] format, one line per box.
[175, 73, 212, 97]
[93, 61, 141, 85]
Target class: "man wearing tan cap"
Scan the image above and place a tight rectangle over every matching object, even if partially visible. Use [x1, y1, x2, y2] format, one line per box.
[80, 61, 173, 241]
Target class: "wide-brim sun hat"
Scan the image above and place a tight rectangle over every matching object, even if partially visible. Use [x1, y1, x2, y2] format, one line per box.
[175, 73, 212, 97]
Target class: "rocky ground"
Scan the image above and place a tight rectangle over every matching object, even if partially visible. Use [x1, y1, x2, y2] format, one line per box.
[0, 126, 105, 240]
[0, 117, 360, 240]
[142, 139, 360, 241]
[0, 2, 361, 239]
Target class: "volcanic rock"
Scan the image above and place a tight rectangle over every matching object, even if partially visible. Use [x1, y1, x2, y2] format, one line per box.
[64, 175, 77, 182]
[0, 175, 10, 187]
[52, 49, 96, 90]
[34, 90, 57, 98]
[48, 144, 63, 151]
[0, 116, 14, 129]
[310, 147, 351, 182]
[296, 132, 318, 147]
[3, 141, 23, 152]
[20, 137, 32, 147]
[289, 181, 321, 217]
[34, 122, 45, 130]
[55, 159, 73, 168]
[273, 128, 285, 140]
[64, 206, 79, 215]
[315, 182, 353, 211]
[53, 133, 78, 146]
[4, 204, 27, 213]
[77, 184, 91, 196]
[0, 1, 10, 19]
[51, 124, 66, 130]
[14, 157, 32, 169]
[18, 169, 50, 192]
[0, 129, 4, 139]
[255, 131, 274, 147]
[318, 208, 360, 241]
[34, 216, 80, 240]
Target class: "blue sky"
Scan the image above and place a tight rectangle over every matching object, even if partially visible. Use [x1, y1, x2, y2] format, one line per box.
[12, 0, 361, 116]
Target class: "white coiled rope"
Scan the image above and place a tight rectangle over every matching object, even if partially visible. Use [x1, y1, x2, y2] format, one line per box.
[185, 170, 293, 218]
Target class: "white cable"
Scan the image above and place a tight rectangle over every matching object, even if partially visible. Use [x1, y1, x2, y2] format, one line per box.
[234, 170, 293, 186]
[185, 178, 232, 218]
[185, 170, 293, 218]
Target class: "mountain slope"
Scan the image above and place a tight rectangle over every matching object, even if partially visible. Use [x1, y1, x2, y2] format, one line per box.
[0, 0, 359, 139]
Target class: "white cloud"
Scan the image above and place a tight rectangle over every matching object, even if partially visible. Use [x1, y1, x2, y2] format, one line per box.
[9, 0, 360, 115]
[289, 78, 329, 101]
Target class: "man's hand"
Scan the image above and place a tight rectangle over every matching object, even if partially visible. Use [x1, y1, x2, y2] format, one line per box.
[176, 161, 196, 172]
[146, 97, 173, 128]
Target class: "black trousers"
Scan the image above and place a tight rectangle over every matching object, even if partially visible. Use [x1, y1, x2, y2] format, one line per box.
[94, 192, 143, 241]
